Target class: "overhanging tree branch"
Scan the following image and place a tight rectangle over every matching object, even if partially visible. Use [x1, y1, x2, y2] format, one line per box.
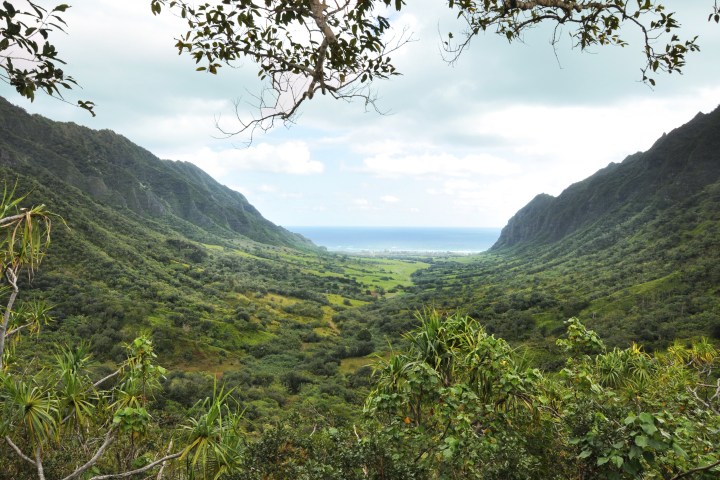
[0, 2, 94, 115]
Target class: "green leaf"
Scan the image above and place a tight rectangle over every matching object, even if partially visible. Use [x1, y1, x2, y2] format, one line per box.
[634, 435, 648, 448]
[672, 443, 687, 458]
[638, 412, 654, 424]
[640, 422, 657, 435]
[579, 449, 592, 459]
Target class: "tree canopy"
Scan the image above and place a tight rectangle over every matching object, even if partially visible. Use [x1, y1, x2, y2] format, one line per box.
[1, 1, 718, 134]
[0, 1, 94, 115]
[152, 0, 719, 138]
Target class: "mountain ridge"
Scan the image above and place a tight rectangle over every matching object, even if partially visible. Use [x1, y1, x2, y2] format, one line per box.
[0, 96, 313, 250]
[492, 105, 720, 249]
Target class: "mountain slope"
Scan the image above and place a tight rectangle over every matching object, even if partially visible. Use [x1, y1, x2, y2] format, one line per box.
[344, 107, 720, 356]
[0, 97, 436, 425]
[0, 96, 312, 249]
[493, 106, 720, 249]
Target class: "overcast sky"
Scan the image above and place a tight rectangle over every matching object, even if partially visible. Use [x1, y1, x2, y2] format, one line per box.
[2, 1, 719, 227]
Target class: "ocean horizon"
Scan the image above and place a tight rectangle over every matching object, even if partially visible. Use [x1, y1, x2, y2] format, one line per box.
[287, 226, 502, 254]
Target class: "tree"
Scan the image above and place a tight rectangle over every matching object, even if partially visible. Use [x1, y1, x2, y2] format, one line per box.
[0, 182, 53, 370]
[149, 0, 720, 139]
[365, 310, 553, 478]
[365, 312, 720, 479]
[3, 2, 718, 136]
[0, 188, 243, 479]
[0, 1, 94, 115]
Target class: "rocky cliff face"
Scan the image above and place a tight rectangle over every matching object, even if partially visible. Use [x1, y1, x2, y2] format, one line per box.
[0, 97, 313, 249]
[493, 105, 720, 249]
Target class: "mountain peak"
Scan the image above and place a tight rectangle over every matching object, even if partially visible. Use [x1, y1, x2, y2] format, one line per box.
[0, 96, 314, 250]
[493, 105, 720, 250]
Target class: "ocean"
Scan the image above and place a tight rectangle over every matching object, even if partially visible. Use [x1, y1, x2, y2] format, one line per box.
[288, 226, 502, 254]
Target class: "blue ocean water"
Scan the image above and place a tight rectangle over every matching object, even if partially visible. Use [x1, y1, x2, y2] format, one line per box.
[288, 226, 502, 254]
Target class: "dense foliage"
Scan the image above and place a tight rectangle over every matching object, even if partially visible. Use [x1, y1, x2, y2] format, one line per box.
[2, 93, 720, 477]
[365, 312, 719, 479]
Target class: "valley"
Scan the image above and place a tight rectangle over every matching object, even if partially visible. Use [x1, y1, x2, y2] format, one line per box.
[1, 97, 719, 478]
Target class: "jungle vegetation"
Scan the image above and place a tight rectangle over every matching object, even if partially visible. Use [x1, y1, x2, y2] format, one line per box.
[1, 196, 718, 478]
[2, 1, 720, 477]
[1, 100, 720, 477]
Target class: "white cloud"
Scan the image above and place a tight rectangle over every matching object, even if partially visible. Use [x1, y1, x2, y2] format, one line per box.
[228, 184, 250, 195]
[351, 198, 378, 211]
[169, 142, 324, 176]
[362, 151, 521, 177]
[3, 0, 719, 228]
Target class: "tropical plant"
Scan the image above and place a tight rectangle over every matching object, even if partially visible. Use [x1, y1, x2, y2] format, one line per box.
[0, 190, 243, 479]
[366, 310, 554, 478]
[0, 182, 53, 370]
[365, 313, 720, 479]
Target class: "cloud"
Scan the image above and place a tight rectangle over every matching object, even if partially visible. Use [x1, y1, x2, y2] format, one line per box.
[169, 141, 324, 176]
[381, 195, 400, 203]
[362, 151, 521, 178]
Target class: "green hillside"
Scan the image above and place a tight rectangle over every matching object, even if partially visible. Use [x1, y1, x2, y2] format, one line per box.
[346, 107, 720, 359]
[1, 99, 719, 479]
[0, 96, 431, 427]
[0, 97, 313, 249]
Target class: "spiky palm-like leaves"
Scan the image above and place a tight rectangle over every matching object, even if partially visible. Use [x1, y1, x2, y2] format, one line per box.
[55, 344, 99, 430]
[366, 310, 546, 477]
[181, 384, 243, 480]
[1, 375, 59, 446]
[1, 183, 55, 371]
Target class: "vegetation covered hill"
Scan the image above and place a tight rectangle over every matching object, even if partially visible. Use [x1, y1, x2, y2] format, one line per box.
[0, 95, 431, 426]
[494, 106, 720, 249]
[346, 107, 720, 358]
[0, 97, 312, 249]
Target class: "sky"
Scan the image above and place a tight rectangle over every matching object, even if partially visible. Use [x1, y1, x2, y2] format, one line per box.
[2, 1, 720, 228]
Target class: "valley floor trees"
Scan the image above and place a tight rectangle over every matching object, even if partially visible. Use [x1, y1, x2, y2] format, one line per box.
[2, 190, 719, 478]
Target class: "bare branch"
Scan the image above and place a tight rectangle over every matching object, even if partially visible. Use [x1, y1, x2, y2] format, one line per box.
[5, 435, 36, 465]
[0, 268, 20, 369]
[670, 458, 720, 480]
[36, 446, 46, 480]
[88, 451, 183, 480]
[156, 440, 174, 480]
[6, 322, 32, 338]
[61, 428, 117, 480]
[93, 367, 123, 390]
